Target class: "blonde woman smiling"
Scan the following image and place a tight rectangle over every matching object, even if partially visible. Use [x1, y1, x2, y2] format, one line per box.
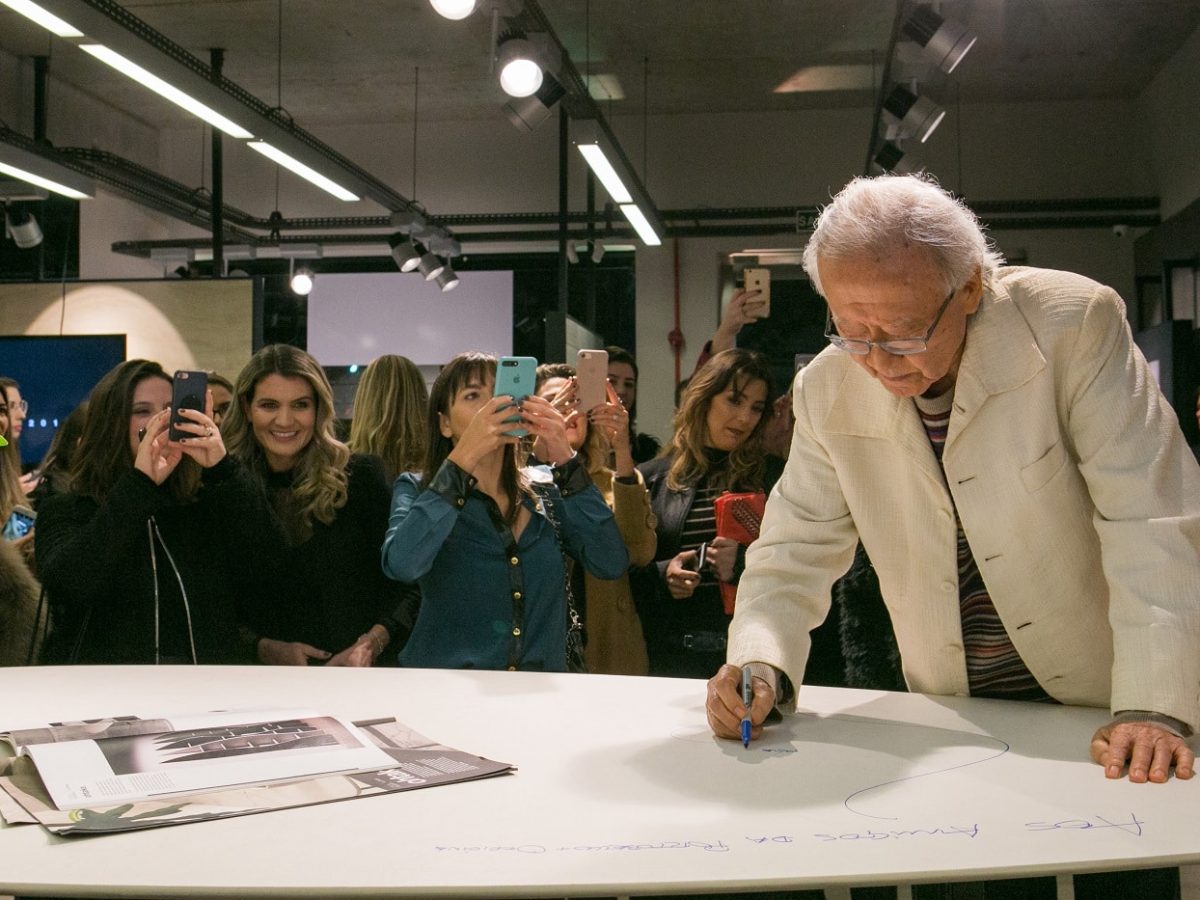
[223, 344, 417, 667]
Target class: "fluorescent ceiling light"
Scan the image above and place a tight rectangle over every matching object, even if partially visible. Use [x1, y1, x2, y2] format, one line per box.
[247, 141, 360, 202]
[620, 203, 662, 247]
[577, 143, 632, 204]
[0, 161, 90, 199]
[0, 0, 82, 37]
[80, 44, 254, 139]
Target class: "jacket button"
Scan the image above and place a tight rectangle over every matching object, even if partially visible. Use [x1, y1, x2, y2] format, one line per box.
[507, 665, 516, 671]
[941, 581, 956, 592]
[512, 626, 522, 636]
[455, 497, 465, 508]
[513, 591, 522, 600]
[510, 556, 519, 566]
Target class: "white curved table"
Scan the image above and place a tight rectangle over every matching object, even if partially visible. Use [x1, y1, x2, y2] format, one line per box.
[0, 665, 1197, 898]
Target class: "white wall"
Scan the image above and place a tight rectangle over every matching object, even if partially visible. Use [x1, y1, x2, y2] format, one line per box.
[1138, 24, 1200, 219]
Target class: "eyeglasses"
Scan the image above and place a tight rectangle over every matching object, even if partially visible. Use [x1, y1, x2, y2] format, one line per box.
[824, 286, 958, 356]
[7, 399, 28, 414]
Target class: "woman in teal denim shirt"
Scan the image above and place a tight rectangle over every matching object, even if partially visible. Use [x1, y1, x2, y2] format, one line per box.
[381, 351, 628, 671]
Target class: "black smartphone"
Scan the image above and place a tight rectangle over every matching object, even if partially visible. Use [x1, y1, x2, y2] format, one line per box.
[168, 370, 208, 442]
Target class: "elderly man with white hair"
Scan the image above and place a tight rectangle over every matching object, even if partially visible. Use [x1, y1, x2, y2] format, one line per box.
[707, 174, 1199, 795]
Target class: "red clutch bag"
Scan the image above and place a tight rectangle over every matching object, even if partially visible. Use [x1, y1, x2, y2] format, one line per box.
[713, 491, 766, 614]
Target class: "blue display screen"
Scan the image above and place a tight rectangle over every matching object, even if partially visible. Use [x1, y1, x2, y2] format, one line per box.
[0, 335, 127, 467]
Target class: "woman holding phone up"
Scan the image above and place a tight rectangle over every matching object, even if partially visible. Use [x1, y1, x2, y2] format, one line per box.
[534, 363, 656, 675]
[36, 360, 257, 664]
[632, 349, 781, 679]
[381, 351, 628, 672]
[222, 344, 417, 667]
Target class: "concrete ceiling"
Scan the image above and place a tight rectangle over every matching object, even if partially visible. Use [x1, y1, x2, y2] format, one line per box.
[2, 0, 1199, 135]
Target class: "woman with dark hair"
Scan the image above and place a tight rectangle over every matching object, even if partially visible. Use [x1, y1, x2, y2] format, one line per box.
[534, 363, 655, 675]
[25, 401, 88, 503]
[633, 348, 781, 678]
[207, 371, 235, 428]
[222, 344, 416, 667]
[0, 393, 30, 547]
[35, 359, 255, 664]
[605, 346, 661, 464]
[347, 354, 428, 483]
[381, 351, 627, 672]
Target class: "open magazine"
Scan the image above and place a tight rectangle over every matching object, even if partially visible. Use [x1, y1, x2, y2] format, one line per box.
[0, 710, 515, 835]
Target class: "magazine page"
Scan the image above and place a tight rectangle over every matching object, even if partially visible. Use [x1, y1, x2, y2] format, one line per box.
[0, 718, 516, 835]
[0, 708, 320, 753]
[25, 715, 397, 811]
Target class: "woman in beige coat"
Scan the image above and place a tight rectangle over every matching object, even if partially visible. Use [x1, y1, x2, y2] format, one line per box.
[536, 364, 656, 675]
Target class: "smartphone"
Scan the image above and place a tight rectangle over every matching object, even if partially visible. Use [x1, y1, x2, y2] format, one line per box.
[493, 356, 537, 437]
[575, 348, 609, 414]
[168, 370, 208, 442]
[683, 542, 707, 572]
[743, 267, 771, 318]
[6, 505, 35, 539]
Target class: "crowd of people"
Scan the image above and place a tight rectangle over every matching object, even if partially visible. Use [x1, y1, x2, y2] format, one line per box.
[0, 329, 790, 681]
[2, 177, 1198, 853]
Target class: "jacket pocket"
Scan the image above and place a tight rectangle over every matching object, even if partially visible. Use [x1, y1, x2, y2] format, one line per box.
[1020, 440, 1067, 493]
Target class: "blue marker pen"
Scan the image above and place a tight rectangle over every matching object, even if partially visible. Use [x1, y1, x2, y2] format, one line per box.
[740, 666, 753, 748]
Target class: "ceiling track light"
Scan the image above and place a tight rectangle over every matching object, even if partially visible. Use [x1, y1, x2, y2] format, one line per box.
[417, 250, 445, 281]
[434, 262, 460, 292]
[389, 234, 422, 272]
[882, 83, 946, 143]
[495, 30, 543, 98]
[288, 258, 314, 295]
[872, 141, 913, 174]
[3, 202, 44, 249]
[428, 0, 477, 20]
[902, 3, 977, 74]
[503, 72, 566, 132]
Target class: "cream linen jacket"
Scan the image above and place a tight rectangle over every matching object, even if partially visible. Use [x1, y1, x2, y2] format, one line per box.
[728, 266, 1200, 731]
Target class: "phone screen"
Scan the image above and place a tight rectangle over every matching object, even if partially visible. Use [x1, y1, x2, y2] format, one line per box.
[5, 506, 35, 539]
[169, 370, 208, 442]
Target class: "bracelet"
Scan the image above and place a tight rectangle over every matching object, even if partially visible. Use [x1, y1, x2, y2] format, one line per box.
[359, 631, 386, 657]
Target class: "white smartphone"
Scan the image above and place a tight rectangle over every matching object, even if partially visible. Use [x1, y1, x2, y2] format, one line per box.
[743, 267, 771, 318]
[575, 349, 609, 414]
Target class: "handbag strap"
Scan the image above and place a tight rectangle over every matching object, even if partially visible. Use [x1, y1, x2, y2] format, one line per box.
[529, 480, 587, 672]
